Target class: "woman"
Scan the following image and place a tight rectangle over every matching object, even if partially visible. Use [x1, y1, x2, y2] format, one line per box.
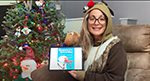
[69, 2, 127, 81]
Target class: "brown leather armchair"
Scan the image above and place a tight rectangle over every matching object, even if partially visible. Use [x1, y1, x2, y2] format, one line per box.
[113, 25, 150, 81]
[31, 65, 78, 81]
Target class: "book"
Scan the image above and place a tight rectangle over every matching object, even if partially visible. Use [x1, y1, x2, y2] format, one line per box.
[49, 47, 83, 70]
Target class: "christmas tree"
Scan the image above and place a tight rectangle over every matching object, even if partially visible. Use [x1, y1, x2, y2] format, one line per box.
[0, 0, 66, 80]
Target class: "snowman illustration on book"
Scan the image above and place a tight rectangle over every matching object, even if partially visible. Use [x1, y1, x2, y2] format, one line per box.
[57, 56, 72, 70]
[15, 44, 37, 81]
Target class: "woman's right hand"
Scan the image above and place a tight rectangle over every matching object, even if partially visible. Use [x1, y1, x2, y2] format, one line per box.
[68, 70, 77, 79]
[68, 70, 85, 81]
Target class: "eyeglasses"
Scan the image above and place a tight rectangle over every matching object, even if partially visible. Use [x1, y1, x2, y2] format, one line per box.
[88, 16, 106, 24]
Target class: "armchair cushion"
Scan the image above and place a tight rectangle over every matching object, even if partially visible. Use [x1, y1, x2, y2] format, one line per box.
[127, 52, 150, 69]
[126, 69, 150, 81]
[113, 25, 150, 52]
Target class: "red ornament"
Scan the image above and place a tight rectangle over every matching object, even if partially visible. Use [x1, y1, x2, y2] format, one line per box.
[3, 63, 8, 67]
[13, 75, 17, 79]
[87, 0, 95, 8]
[26, 78, 29, 81]
[38, 26, 43, 32]
[20, 57, 23, 61]
[15, 69, 19, 73]
[11, 57, 18, 66]
[13, 61, 18, 66]
[9, 71, 13, 76]
[25, 16, 28, 20]
[37, 24, 43, 33]
[24, 16, 29, 25]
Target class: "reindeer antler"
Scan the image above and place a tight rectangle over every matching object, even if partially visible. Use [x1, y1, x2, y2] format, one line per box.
[101, 0, 114, 17]
[101, 0, 105, 3]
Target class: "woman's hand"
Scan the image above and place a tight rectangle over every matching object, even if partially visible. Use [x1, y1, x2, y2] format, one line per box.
[68, 70, 77, 79]
[68, 70, 86, 81]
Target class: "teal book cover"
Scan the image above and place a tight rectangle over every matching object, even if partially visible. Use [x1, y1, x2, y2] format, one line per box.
[49, 47, 82, 70]
[57, 48, 75, 70]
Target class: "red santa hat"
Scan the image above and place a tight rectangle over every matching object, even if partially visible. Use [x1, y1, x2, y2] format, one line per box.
[23, 44, 35, 60]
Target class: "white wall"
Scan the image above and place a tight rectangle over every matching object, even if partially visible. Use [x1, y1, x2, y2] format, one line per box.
[64, 18, 83, 33]
[61, 1, 150, 24]
[107, 1, 150, 24]
[0, 1, 17, 6]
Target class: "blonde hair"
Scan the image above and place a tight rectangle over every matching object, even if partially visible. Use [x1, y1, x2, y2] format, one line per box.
[80, 15, 93, 59]
[80, 3, 113, 59]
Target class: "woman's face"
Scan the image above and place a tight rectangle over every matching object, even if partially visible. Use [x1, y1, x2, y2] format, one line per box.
[87, 9, 106, 38]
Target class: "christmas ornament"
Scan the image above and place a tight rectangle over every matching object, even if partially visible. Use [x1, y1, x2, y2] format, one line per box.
[19, 46, 23, 50]
[23, 44, 35, 59]
[25, 15, 28, 20]
[44, 26, 48, 31]
[37, 24, 43, 33]
[15, 69, 19, 73]
[15, 26, 21, 37]
[19, 59, 37, 80]
[37, 1, 45, 13]
[31, 21, 35, 25]
[15, 45, 37, 81]
[43, 19, 48, 24]
[24, 15, 28, 25]
[44, 34, 50, 40]
[12, 57, 18, 66]
[21, 26, 31, 35]
[3, 63, 8, 67]
[35, 0, 45, 7]
[13, 75, 17, 79]
[47, 23, 53, 31]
